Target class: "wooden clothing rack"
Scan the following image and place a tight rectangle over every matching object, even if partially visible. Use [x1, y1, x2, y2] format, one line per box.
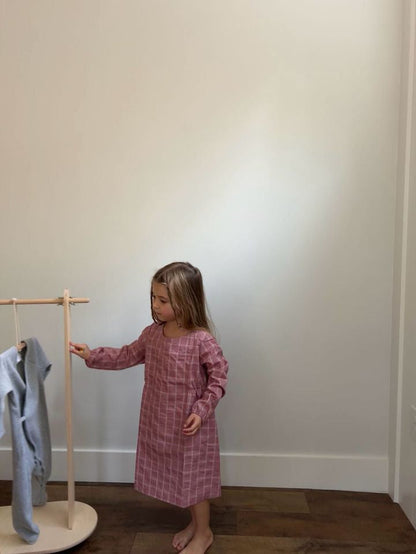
[0, 290, 97, 554]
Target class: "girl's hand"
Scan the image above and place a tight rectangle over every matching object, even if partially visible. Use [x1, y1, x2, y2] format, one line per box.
[70, 342, 90, 360]
[183, 413, 202, 436]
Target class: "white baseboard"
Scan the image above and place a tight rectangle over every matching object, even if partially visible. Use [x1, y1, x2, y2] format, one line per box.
[0, 448, 388, 493]
[220, 452, 388, 492]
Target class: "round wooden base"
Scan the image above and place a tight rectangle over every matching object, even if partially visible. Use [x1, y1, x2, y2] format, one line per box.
[0, 501, 98, 553]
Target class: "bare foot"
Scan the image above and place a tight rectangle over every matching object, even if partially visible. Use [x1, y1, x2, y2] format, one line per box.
[180, 529, 213, 553]
[172, 522, 194, 551]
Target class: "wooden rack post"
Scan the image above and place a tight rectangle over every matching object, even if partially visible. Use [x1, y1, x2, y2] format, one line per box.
[63, 289, 75, 529]
[0, 291, 97, 554]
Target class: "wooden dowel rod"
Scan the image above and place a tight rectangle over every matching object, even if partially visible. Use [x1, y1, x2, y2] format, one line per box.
[0, 297, 89, 305]
[63, 289, 75, 530]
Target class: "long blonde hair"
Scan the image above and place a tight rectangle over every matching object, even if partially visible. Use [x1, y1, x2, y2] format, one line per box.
[151, 262, 213, 333]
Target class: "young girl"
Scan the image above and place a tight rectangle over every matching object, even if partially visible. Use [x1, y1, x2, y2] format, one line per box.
[70, 262, 228, 554]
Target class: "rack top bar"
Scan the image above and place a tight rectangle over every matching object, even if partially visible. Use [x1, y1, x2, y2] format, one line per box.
[0, 297, 89, 305]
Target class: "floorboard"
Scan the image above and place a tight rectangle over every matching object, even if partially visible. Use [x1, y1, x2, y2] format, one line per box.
[1, 481, 416, 553]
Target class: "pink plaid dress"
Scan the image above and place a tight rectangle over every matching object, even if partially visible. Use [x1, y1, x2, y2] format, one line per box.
[85, 323, 228, 508]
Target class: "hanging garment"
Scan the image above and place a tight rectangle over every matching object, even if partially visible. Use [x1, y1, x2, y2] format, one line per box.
[0, 337, 52, 544]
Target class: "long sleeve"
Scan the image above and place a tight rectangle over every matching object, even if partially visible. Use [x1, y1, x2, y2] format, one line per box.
[0, 373, 9, 439]
[85, 326, 150, 370]
[191, 337, 228, 422]
[0, 349, 14, 439]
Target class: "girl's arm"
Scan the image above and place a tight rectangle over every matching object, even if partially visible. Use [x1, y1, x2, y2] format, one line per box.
[71, 326, 150, 370]
[191, 337, 229, 422]
[86, 341, 145, 370]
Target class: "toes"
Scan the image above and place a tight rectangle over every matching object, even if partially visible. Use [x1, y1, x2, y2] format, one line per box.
[172, 537, 184, 551]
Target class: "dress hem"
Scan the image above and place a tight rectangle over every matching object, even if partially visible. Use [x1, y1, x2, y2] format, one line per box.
[133, 483, 222, 508]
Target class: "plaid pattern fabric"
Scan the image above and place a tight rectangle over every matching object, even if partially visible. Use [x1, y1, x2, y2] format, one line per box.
[86, 323, 228, 507]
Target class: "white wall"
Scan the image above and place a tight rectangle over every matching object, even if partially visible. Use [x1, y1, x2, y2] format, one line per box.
[0, 0, 402, 491]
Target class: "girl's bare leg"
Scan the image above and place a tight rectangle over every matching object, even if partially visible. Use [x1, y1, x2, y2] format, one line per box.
[180, 500, 213, 553]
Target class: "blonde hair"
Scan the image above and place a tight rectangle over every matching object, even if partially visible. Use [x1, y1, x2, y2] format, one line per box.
[151, 262, 213, 333]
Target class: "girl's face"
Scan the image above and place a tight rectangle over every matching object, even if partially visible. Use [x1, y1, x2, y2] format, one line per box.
[151, 281, 176, 323]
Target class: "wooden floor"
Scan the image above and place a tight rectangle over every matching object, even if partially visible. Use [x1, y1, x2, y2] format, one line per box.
[1, 481, 416, 553]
